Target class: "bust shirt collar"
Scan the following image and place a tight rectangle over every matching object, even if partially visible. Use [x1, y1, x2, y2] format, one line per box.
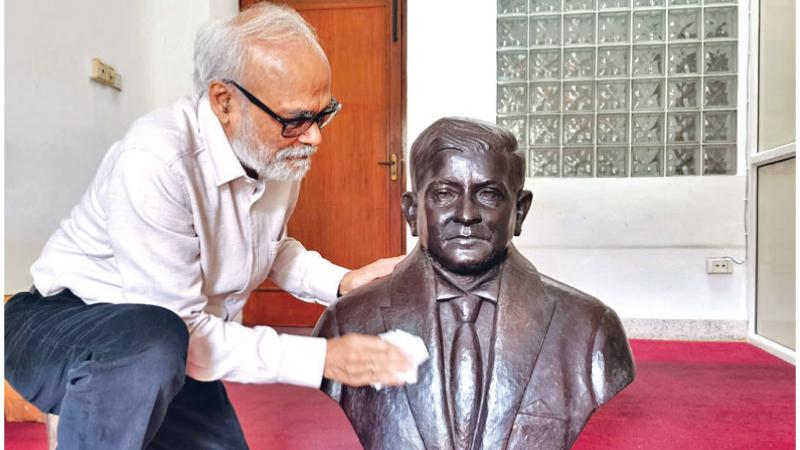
[428, 252, 503, 303]
[197, 95, 247, 186]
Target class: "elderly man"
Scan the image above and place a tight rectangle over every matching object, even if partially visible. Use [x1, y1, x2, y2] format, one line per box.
[314, 117, 635, 450]
[4, 3, 410, 449]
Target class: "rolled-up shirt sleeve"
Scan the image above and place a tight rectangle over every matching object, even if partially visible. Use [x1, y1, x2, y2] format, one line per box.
[102, 148, 328, 386]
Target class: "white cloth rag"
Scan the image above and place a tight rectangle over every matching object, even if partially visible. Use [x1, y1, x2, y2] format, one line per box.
[372, 329, 430, 390]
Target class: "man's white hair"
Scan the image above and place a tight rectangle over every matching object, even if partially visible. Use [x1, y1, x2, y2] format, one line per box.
[193, 2, 322, 95]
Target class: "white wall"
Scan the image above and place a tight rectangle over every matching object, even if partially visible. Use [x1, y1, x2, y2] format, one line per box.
[4, 0, 237, 293]
[407, 1, 748, 324]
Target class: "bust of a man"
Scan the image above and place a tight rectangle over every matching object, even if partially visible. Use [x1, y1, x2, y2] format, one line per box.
[314, 117, 635, 450]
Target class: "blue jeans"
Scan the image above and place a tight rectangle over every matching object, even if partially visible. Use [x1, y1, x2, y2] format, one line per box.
[4, 289, 249, 450]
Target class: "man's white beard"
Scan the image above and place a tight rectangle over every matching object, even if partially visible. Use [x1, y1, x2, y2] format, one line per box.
[230, 112, 317, 181]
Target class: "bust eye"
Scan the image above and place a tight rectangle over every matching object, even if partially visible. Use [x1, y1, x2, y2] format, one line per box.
[478, 189, 503, 203]
[431, 189, 456, 203]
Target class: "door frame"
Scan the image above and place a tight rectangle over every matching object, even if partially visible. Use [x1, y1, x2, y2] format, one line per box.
[745, 0, 796, 363]
[238, 0, 408, 327]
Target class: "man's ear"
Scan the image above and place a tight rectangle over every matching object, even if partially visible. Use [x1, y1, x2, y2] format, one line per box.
[208, 80, 235, 128]
[514, 190, 533, 236]
[401, 192, 419, 236]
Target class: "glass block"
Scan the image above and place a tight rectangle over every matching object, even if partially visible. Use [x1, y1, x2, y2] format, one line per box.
[530, 148, 561, 176]
[703, 145, 736, 175]
[563, 115, 595, 144]
[597, 114, 628, 144]
[633, 0, 664, 6]
[668, 112, 699, 143]
[598, 81, 629, 111]
[498, 18, 527, 49]
[633, 11, 665, 42]
[669, 43, 700, 75]
[597, 147, 629, 176]
[632, 80, 664, 110]
[497, 84, 527, 114]
[631, 147, 663, 176]
[670, 0, 699, 4]
[530, 0, 561, 12]
[666, 146, 700, 175]
[530, 16, 561, 46]
[530, 50, 561, 79]
[499, 0, 528, 14]
[597, 48, 629, 77]
[497, 116, 528, 146]
[632, 113, 663, 144]
[564, 48, 595, 78]
[704, 7, 737, 39]
[530, 83, 561, 112]
[599, 0, 629, 8]
[704, 77, 736, 108]
[668, 8, 701, 40]
[598, 13, 630, 44]
[565, 0, 595, 11]
[497, 52, 528, 82]
[530, 115, 561, 145]
[703, 111, 736, 142]
[563, 148, 594, 177]
[632, 45, 665, 76]
[704, 42, 737, 73]
[564, 14, 595, 45]
[668, 78, 700, 109]
[563, 82, 595, 112]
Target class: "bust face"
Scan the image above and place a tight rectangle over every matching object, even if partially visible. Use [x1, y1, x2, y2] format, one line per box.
[412, 148, 522, 275]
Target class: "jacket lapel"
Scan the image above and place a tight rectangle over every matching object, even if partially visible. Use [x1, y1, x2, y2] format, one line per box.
[475, 245, 556, 450]
[381, 246, 454, 450]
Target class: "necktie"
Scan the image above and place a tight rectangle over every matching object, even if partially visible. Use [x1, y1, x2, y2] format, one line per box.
[450, 293, 482, 450]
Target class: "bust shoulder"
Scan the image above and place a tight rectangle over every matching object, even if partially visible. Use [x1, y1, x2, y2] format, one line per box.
[536, 272, 618, 324]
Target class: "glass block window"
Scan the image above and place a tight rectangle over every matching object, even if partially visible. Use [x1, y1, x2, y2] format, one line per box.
[497, 0, 738, 177]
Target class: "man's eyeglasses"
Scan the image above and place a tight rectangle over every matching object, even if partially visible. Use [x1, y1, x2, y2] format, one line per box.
[224, 79, 341, 138]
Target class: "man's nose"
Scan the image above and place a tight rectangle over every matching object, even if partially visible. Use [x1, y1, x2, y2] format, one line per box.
[453, 198, 481, 225]
[297, 122, 322, 146]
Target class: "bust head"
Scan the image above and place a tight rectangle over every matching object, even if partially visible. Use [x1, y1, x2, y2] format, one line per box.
[402, 118, 533, 275]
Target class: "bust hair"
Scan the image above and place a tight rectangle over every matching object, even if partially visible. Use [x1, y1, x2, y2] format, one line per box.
[193, 2, 323, 94]
[409, 117, 525, 193]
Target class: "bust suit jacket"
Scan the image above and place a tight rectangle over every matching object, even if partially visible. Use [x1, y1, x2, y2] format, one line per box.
[313, 244, 635, 450]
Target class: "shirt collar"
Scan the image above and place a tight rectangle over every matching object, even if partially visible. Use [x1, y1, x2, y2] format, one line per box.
[197, 95, 247, 186]
[429, 253, 502, 303]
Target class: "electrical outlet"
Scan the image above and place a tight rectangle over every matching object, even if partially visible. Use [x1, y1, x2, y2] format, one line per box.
[90, 58, 121, 91]
[706, 258, 733, 274]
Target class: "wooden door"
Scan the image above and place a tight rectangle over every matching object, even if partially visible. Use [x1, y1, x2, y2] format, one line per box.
[241, 0, 406, 326]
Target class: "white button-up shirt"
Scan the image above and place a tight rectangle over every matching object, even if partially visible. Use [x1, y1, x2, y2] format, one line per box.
[31, 95, 348, 386]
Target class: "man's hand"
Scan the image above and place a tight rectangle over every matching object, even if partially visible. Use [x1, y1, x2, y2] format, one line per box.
[338, 255, 405, 296]
[324, 334, 412, 387]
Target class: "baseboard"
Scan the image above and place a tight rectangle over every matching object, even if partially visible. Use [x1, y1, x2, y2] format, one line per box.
[622, 318, 748, 341]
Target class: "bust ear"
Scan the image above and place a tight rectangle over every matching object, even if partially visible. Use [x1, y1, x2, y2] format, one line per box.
[514, 190, 533, 236]
[401, 192, 419, 236]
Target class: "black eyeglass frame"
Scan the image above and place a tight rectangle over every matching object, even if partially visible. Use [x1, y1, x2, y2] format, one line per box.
[224, 79, 341, 138]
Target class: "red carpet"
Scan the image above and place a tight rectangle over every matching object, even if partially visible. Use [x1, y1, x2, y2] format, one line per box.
[5, 340, 796, 449]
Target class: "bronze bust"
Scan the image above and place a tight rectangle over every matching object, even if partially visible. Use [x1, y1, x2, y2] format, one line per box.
[313, 117, 635, 450]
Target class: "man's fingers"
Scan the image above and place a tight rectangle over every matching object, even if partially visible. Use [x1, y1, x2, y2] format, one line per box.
[339, 255, 407, 295]
[324, 334, 415, 387]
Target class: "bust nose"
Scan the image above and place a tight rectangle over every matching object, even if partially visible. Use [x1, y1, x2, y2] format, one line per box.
[453, 198, 481, 226]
